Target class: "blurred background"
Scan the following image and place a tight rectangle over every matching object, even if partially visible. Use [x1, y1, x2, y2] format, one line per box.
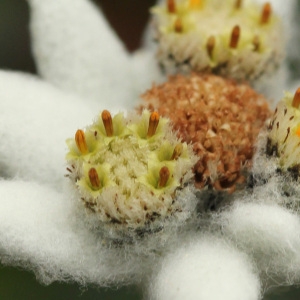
[0, 0, 156, 74]
[0, 0, 300, 299]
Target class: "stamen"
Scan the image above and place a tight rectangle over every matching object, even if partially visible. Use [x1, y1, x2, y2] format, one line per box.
[167, 0, 176, 13]
[88, 168, 101, 189]
[253, 35, 260, 51]
[101, 110, 114, 137]
[147, 112, 160, 137]
[174, 18, 183, 33]
[292, 88, 300, 109]
[229, 25, 240, 49]
[189, 0, 202, 9]
[75, 129, 89, 154]
[158, 166, 170, 188]
[206, 36, 215, 59]
[261, 2, 271, 24]
[235, 0, 242, 9]
[171, 144, 183, 160]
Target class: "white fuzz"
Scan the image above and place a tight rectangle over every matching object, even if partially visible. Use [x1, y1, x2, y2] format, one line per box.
[254, 64, 288, 106]
[151, 0, 284, 82]
[0, 70, 95, 190]
[219, 202, 300, 285]
[149, 236, 261, 300]
[27, 0, 136, 109]
[0, 179, 182, 286]
[131, 49, 165, 94]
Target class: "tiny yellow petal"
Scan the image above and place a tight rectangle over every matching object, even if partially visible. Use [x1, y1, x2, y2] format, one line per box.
[101, 110, 114, 137]
[174, 18, 183, 33]
[292, 88, 300, 109]
[189, 0, 202, 9]
[235, 0, 242, 9]
[171, 144, 183, 160]
[229, 25, 240, 49]
[167, 0, 176, 13]
[261, 2, 272, 24]
[147, 112, 160, 138]
[158, 166, 170, 188]
[88, 168, 101, 189]
[75, 129, 89, 154]
[206, 36, 215, 59]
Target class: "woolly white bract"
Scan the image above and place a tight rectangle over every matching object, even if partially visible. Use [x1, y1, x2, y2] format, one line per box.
[149, 236, 261, 300]
[0, 0, 300, 299]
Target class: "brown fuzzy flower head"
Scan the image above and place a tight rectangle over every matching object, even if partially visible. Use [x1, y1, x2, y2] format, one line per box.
[140, 73, 271, 193]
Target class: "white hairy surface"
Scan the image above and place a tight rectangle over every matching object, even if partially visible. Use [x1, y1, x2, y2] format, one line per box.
[27, 0, 137, 110]
[149, 236, 261, 300]
[0, 71, 98, 190]
[219, 202, 300, 286]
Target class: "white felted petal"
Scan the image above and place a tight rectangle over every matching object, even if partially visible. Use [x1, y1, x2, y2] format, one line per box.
[220, 202, 300, 284]
[150, 236, 260, 300]
[254, 65, 288, 106]
[131, 49, 164, 95]
[27, 0, 136, 110]
[0, 180, 150, 285]
[0, 71, 96, 190]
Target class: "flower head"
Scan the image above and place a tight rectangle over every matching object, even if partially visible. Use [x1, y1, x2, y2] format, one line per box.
[151, 0, 284, 82]
[266, 88, 300, 177]
[66, 110, 197, 237]
[141, 73, 271, 193]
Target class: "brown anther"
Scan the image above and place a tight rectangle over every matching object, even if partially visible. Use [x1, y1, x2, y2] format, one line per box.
[252, 35, 260, 51]
[206, 36, 215, 59]
[292, 88, 300, 109]
[167, 0, 176, 13]
[189, 0, 202, 9]
[101, 110, 113, 137]
[171, 144, 183, 160]
[75, 129, 89, 154]
[229, 25, 240, 49]
[147, 112, 160, 137]
[235, 0, 242, 9]
[158, 166, 170, 188]
[174, 18, 183, 33]
[88, 168, 101, 189]
[261, 2, 272, 24]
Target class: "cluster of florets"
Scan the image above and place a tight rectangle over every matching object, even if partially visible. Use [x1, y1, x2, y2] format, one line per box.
[66, 110, 197, 235]
[266, 88, 300, 178]
[151, 0, 283, 82]
[141, 73, 271, 193]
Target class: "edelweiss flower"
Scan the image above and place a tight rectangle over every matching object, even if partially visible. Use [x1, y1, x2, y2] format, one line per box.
[140, 73, 270, 193]
[151, 0, 284, 82]
[1, 0, 300, 300]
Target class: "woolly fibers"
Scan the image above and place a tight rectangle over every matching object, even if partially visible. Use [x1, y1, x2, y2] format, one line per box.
[220, 202, 300, 284]
[27, 0, 136, 109]
[0, 180, 158, 286]
[150, 237, 260, 300]
[0, 71, 97, 190]
[131, 49, 164, 94]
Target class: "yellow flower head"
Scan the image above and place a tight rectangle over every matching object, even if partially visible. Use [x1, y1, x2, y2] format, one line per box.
[267, 88, 300, 177]
[151, 0, 284, 82]
[66, 110, 197, 235]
